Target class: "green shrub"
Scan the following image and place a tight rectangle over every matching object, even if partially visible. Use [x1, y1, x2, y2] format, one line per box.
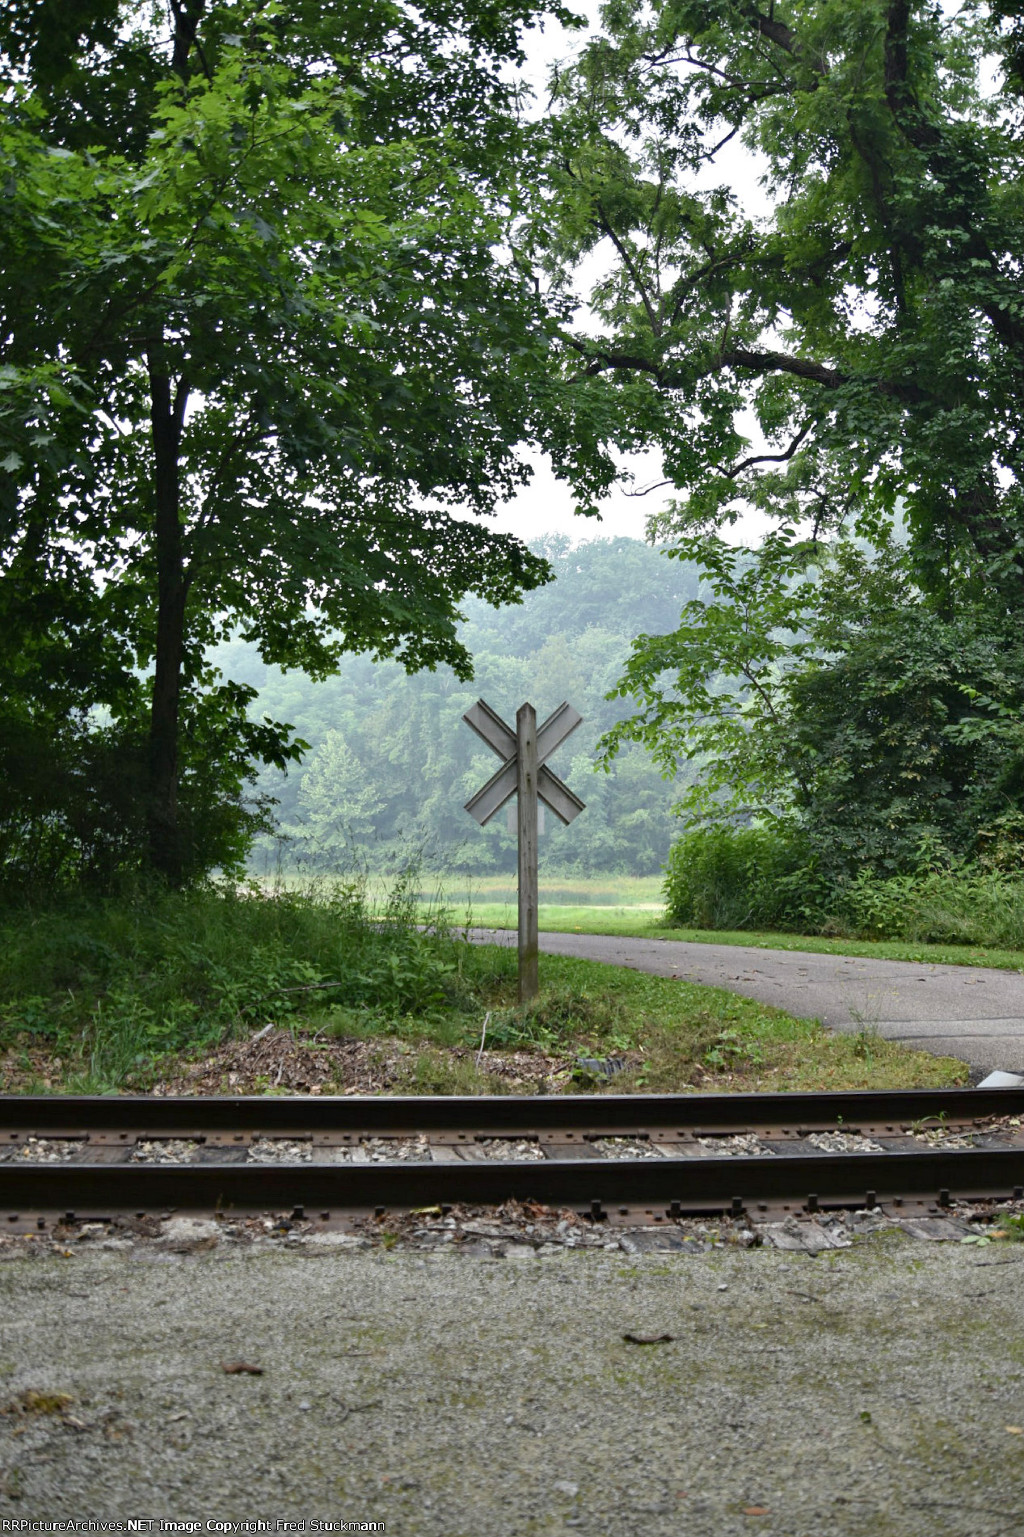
[833, 866, 1024, 946]
[663, 825, 824, 930]
[664, 824, 1024, 948]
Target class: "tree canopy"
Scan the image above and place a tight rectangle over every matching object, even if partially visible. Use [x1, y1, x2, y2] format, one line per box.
[539, 0, 1024, 881]
[603, 530, 1024, 879]
[538, 0, 1024, 590]
[9, 0, 1024, 898]
[0, 0, 613, 889]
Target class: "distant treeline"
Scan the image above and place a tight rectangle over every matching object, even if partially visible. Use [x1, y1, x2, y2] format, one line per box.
[208, 537, 699, 876]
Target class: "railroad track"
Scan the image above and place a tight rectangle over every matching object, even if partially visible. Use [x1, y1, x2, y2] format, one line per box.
[3, 1087, 1024, 1232]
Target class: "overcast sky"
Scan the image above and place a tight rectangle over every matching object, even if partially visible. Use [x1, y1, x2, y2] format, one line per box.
[486, 449, 667, 544]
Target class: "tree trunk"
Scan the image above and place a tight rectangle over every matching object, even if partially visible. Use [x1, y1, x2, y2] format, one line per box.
[147, 357, 190, 884]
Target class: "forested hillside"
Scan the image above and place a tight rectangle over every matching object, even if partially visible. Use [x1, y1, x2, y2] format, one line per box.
[208, 537, 697, 876]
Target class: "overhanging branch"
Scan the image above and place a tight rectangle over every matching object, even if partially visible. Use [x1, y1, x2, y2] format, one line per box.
[724, 419, 813, 478]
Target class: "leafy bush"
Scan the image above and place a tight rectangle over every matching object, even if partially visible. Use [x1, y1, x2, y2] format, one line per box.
[833, 867, 1024, 947]
[663, 824, 1024, 948]
[663, 825, 824, 930]
[0, 697, 280, 899]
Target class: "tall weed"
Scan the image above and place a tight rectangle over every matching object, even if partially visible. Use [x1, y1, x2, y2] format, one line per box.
[0, 872, 464, 1089]
[833, 867, 1024, 946]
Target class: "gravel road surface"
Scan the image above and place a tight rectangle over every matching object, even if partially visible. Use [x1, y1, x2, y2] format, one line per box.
[471, 929, 1024, 1076]
[1, 1235, 1023, 1536]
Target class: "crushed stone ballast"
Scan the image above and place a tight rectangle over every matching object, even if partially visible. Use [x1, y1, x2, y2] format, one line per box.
[2, 1088, 1024, 1230]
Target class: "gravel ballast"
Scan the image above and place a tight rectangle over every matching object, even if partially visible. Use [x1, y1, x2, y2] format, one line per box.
[1, 1235, 1023, 1535]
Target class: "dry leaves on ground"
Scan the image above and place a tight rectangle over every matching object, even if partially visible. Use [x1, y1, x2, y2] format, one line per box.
[146, 1030, 565, 1097]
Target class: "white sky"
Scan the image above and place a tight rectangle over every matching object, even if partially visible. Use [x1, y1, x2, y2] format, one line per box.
[490, 447, 670, 544]
[486, 6, 775, 547]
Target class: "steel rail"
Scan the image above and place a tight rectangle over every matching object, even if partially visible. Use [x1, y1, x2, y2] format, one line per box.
[2, 1148, 1023, 1219]
[4, 1085, 1024, 1133]
[2, 1089, 1024, 1221]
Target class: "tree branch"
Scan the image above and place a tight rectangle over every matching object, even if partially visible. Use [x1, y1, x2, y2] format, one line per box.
[168, 0, 212, 84]
[594, 205, 662, 336]
[721, 347, 843, 388]
[745, 5, 800, 57]
[565, 336, 665, 380]
[668, 246, 750, 330]
[724, 419, 813, 478]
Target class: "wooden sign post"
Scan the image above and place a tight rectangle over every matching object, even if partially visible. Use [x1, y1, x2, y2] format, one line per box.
[463, 699, 585, 1003]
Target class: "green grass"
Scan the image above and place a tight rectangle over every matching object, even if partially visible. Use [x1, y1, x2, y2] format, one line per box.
[470, 953, 967, 1094]
[271, 873, 666, 908]
[0, 876, 463, 1092]
[438, 900, 1024, 971]
[0, 883, 968, 1095]
[446, 901, 665, 934]
[644, 925, 1024, 971]
[415, 874, 665, 908]
[214, 948, 967, 1096]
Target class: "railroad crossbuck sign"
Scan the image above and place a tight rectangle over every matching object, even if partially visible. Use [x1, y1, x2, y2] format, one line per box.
[463, 699, 585, 1003]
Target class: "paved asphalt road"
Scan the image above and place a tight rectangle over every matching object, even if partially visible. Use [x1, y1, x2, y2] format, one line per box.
[471, 928, 1024, 1076]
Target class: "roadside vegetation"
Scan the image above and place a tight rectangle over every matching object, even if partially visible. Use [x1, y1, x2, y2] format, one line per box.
[5, 4, 1024, 1099]
[437, 900, 1024, 973]
[0, 881, 965, 1097]
[661, 829, 1024, 953]
[419, 871, 1024, 971]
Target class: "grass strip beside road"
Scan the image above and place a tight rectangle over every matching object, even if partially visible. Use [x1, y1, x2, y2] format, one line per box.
[491, 953, 968, 1095]
[448, 901, 1024, 972]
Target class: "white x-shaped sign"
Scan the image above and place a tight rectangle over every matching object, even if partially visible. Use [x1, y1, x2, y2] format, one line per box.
[463, 699, 585, 826]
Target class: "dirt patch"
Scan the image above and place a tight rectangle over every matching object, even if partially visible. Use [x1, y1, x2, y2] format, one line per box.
[0, 1029, 656, 1097]
[0, 1045, 68, 1093]
[143, 1029, 569, 1097]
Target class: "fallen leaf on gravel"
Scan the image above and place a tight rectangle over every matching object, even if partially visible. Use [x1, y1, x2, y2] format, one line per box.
[1005, 1425, 1023, 1434]
[2, 1391, 73, 1418]
[743, 1508, 771, 1516]
[622, 1332, 674, 1345]
[220, 1361, 264, 1376]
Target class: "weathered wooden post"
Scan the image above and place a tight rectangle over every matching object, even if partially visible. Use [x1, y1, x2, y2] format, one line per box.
[463, 698, 585, 1003]
[516, 702, 539, 1001]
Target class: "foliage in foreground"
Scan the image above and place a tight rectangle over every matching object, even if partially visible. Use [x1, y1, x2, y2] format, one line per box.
[556, 1, 1024, 901]
[1, 0, 613, 889]
[0, 887, 964, 1095]
[0, 878, 463, 1091]
[608, 532, 1024, 883]
[544, 0, 1024, 599]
